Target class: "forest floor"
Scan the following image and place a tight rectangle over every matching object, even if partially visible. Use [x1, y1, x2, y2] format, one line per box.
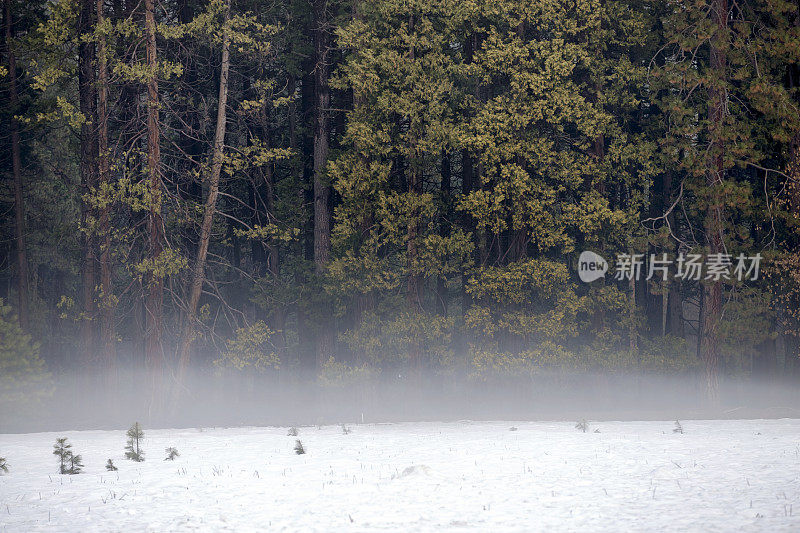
[1, 419, 798, 531]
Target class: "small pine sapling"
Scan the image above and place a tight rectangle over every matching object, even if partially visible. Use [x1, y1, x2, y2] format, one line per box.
[68, 454, 84, 474]
[164, 447, 180, 461]
[125, 422, 145, 462]
[341, 423, 351, 435]
[294, 440, 306, 455]
[575, 419, 588, 433]
[287, 427, 299, 436]
[53, 437, 73, 474]
[673, 420, 683, 434]
[105, 459, 118, 471]
[0, 457, 8, 474]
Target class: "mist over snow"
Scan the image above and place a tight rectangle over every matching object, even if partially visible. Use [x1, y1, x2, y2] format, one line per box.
[3, 0, 800, 528]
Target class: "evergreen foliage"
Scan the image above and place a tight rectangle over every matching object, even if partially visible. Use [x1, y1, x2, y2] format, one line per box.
[294, 440, 305, 455]
[53, 437, 82, 474]
[0, 0, 798, 403]
[0, 300, 51, 404]
[125, 423, 145, 462]
[105, 459, 118, 471]
[164, 447, 180, 461]
[68, 453, 84, 475]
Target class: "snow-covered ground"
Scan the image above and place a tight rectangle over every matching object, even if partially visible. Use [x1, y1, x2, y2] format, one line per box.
[1, 419, 798, 531]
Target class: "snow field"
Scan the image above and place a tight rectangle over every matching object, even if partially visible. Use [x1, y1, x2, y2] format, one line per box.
[1, 419, 799, 531]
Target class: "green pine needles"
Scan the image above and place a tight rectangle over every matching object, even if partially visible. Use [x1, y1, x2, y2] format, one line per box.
[164, 447, 180, 461]
[125, 422, 145, 462]
[53, 437, 82, 474]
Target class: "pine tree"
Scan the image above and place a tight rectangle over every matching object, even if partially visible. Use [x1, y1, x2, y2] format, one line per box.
[125, 422, 144, 462]
[0, 456, 8, 474]
[68, 453, 84, 474]
[53, 437, 72, 474]
[294, 439, 305, 454]
[2, 0, 799, 400]
[164, 447, 179, 461]
[3, 0, 31, 330]
[652, 0, 800, 397]
[105, 458, 118, 471]
[456, 0, 653, 378]
[330, 0, 473, 372]
[53, 437, 81, 474]
[0, 299, 50, 403]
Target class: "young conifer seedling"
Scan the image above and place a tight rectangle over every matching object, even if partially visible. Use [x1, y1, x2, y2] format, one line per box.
[294, 440, 306, 455]
[125, 422, 145, 462]
[673, 420, 684, 434]
[53, 437, 73, 474]
[287, 427, 299, 436]
[164, 447, 180, 461]
[105, 459, 118, 471]
[53, 438, 83, 474]
[575, 419, 588, 433]
[68, 453, 84, 474]
[0, 457, 8, 474]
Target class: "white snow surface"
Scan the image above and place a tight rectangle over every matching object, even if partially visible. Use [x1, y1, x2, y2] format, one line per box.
[1, 419, 799, 531]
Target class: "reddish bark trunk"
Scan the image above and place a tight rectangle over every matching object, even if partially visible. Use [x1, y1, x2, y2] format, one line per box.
[174, 0, 231, 399]
[144, 0, 164, 405]
[701, 0, 729, 399]
[79, 0, 99, 366]
[313, 0, 332, 370]
[97, 0, 116, 378]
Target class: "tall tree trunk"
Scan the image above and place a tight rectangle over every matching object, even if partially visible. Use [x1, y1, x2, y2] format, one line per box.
[461, 32, 485, 311]
[176, 0, 203, 205]
[174, 0, 231, 399]
[260, 100, 285, 360]
[405, 13, 423, 375]
[790, 132, 800, 218]
[4, 0, 29, 330]
[289, 75, 312, 364]
[350, 0, 375, 336]
[79, 0, 99, 367]
[701, 0, 728, 400]
[629, 265, 638, 356]
[96, 0, 116, 378]
[436, 151, 450, 317]
[312, 0, 332, 370]
[407, 161, 421, 314]
[460, 153, 473, 314]
[144, 0, 164, 406]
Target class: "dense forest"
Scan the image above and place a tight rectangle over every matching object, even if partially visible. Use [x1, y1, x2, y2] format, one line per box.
[1, 0, 799, 411]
